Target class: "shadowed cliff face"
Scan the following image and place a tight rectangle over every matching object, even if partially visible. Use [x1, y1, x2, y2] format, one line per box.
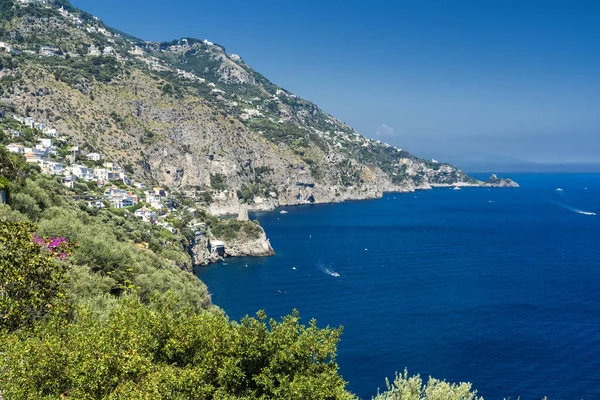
[0, 0, 488, 214]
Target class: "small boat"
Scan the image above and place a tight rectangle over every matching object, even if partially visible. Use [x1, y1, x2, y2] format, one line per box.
[453, 186, 462, 191]
[280, 210, 288, 214]
[331, 272, 340, 277]
[556, 188, 564, 192]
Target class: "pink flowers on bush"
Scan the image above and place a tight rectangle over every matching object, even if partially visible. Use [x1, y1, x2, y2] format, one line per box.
[32, 233, 71, 260]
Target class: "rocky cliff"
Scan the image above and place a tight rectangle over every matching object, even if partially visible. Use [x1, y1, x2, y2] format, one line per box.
[0, 0, 515, 220]
[191, 231, 274, 266]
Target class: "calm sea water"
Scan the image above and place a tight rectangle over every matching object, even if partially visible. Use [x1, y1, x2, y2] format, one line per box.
[197, 174, 600, 400]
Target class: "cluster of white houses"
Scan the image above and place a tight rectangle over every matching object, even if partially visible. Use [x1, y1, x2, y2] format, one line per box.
[2, 115, 132, 187]
[3, 113, 175, 224]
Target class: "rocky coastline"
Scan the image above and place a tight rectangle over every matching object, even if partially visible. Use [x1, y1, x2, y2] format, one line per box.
[191, 222, 274, 267]
[193, 174, 517, 267]
[206, 174, 517, 216]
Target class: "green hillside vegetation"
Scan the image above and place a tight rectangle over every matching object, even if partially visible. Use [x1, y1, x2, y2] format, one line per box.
[0, 217, 484, 400]
[0, 154, 211, 312]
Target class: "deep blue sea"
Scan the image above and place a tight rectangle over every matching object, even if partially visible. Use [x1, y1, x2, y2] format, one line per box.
[197, 174, 600, 400]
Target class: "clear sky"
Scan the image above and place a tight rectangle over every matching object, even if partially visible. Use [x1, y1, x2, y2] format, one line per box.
[71, 0, 600, 164]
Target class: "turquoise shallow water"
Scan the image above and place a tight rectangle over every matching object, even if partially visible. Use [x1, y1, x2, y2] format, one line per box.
[197, 173, 600, 399]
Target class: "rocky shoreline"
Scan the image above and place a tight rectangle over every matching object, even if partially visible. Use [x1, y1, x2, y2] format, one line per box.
[191, 226, 274, 267]
[207, 174, 518, 216]
[193, 174, 517, 268]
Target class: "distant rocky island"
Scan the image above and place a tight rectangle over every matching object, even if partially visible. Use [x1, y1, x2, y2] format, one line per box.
[484, 174, 520, 188]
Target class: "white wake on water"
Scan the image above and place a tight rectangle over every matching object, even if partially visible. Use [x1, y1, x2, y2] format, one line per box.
[319, 265, 341, 277]
[553, 190, 596, 216]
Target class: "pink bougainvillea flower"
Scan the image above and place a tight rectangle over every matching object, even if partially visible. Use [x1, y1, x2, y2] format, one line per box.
[32, 233, 46, 245]
[48, 237, 68, 249]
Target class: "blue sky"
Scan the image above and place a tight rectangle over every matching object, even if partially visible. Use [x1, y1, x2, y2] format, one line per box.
[71, 0, 600, 164]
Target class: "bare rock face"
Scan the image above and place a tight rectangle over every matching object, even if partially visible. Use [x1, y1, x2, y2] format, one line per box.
[192, 230, 274, 266]
[191, 237, 212, 266]
[484, 174, 520, 188]
[223, 230, 275, 258]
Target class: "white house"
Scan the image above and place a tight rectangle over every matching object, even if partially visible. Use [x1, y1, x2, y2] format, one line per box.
[86, 199, 105, 208]
[134, 207, 157, 223]
[145, 187, 167, 208]
[210, 240, 225, 257]
[43, 128, 58, 138]
[93, 168, 109, 182]
[25, 153, 42, 164]
[40, 46, 59, 57]
[61, 176, 75, 189]
[104, 187, 138, 209]
[43, 162, 64, 176]
[6, 143, 25, 154]
[71, 165, 93, 181]
[38, 138, 53, 148]
[86, 152, 103, 161]
[34, 144, 48, 153]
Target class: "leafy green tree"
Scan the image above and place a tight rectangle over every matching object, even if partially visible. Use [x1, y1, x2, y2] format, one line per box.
[0, 221, 71, 332]
[0, 145, 27, 183]
[0, 295, 355, 400]
[210, 173, 228, 191]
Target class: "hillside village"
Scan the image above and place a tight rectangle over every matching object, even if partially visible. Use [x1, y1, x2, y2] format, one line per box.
[0, 109, 265, 261]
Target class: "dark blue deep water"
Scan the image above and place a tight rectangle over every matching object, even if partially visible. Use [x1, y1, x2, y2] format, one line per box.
[197, 174, 600, 399]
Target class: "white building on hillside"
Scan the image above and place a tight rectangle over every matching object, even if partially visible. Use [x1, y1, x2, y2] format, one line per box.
[38, 138, 53, 149]
[87, 153, 103, 162]
[71, 165, 93, 181]
[6, 143, 25, 154]
[134, 207, 156, 223]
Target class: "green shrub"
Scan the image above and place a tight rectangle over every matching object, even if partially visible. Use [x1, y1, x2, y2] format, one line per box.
[0, 221, 71, 332]
[373, 370, 482, 400]
[0, 295, 353, 400]
[210, 173, 228, 191]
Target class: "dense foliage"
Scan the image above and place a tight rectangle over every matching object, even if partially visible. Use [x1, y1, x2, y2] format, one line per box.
[0, 221, 71, 332]
[1, 295, 352, 400]
[0, 171, 211, 312]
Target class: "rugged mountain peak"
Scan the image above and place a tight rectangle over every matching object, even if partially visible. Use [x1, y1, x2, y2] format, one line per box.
[0, 0, 512, 215]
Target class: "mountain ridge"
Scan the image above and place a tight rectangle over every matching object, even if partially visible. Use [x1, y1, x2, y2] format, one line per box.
[0, 0, 513, 215]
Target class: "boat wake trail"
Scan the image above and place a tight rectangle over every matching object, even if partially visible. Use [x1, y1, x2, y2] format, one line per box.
[552, 194, 597, 216]
[561, 204, 597, 216]
[319, 265, 341, 277]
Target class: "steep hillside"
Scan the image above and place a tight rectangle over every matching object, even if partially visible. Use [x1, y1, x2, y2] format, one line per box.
[0, 0, 501, 215]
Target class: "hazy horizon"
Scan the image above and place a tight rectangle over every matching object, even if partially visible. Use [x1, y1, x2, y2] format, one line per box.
[72, 0, 600, 164]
